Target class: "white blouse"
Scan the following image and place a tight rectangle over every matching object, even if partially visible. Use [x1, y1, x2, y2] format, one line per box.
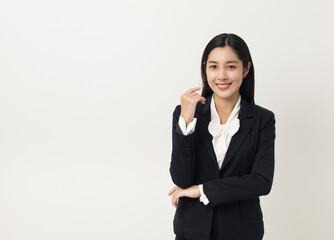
[178, 93, 241, 205]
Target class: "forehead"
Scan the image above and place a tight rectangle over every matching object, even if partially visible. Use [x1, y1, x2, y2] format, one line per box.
[207, 46, 241, 63]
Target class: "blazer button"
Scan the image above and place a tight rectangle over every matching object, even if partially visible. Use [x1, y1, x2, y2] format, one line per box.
[184, 143, 192, 154]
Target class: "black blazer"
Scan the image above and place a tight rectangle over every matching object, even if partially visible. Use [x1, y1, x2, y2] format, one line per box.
[170, 93, 276, 240]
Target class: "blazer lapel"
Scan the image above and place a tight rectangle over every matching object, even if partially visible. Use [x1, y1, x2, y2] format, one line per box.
[196, 94, 219, 176]
[195, 93, 255, 175]
[220, 96, 255, 172]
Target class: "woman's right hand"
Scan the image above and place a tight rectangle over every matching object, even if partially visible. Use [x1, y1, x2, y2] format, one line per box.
[180, 87, 206, 127]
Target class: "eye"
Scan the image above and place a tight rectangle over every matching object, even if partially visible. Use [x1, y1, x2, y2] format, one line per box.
[227, 65, 236, 69]
[209, 65, 216, 69]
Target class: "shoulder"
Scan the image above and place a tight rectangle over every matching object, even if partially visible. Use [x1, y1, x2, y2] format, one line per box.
[252, 103, 276, 130]
[253, 103, 275, 118]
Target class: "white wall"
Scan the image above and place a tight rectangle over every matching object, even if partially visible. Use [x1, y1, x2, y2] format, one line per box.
[1, 0, 333, 239]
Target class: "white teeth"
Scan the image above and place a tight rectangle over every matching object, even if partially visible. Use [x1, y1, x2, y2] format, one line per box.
[218, 83, 230, 87]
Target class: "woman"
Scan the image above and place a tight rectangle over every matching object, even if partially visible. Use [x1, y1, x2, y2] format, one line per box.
[168, 33, 276, 240]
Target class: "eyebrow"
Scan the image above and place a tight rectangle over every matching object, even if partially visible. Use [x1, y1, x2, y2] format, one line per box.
[207, 60, 239, 64]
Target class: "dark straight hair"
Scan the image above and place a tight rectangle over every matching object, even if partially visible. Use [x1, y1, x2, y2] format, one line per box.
[200, 33, 255, 104]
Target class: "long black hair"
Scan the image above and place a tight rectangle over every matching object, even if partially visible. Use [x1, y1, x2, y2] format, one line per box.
[201, 33, 255, 104]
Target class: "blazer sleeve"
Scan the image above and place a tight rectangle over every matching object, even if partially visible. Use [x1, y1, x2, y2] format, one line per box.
[169, 105, 196, 189]
[203, 111, 276, 207]
[178, 115, 197, 135]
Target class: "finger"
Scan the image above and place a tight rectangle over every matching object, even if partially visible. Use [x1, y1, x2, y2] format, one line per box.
[168, 186, 177, 196]
[172, 195, 179, 208]
[184, 87, 201, 94]
[182, 92, 201, 103]
[188, 91, 200, 97]
[190, 94, 205, 103]
[172, 192, 179, 204]
[172, 196, 176, 207]
[168, 189, 176, 196]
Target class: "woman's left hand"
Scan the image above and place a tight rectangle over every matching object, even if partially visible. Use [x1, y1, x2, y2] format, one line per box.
[168, 185, 200, 208]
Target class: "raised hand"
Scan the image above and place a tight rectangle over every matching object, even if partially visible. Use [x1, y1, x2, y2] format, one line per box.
[180, 87, 206, 127]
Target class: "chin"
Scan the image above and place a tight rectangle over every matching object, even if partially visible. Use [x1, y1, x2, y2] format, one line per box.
[213, 90, 239, 101]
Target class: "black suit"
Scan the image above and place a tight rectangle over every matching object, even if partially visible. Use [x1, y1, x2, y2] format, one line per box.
[170, 93, 276, 240]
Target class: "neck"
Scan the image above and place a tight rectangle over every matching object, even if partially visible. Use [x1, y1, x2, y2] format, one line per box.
[213, 93, 240, 115]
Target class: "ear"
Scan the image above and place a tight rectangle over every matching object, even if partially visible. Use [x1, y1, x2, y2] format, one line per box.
[243, 62, 251, 78]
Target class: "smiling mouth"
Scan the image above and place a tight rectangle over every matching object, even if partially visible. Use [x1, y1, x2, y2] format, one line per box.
[217, 83, 231, 87]
[216, 83, 232, 90]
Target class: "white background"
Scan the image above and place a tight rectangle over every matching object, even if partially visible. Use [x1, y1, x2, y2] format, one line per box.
[1, 0, 334, 239]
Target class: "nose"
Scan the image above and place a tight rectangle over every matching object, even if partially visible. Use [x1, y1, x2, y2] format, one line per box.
[218, 67, 228, 80]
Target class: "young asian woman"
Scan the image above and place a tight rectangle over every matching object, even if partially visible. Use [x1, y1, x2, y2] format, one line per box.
[168, 33, 276, 240]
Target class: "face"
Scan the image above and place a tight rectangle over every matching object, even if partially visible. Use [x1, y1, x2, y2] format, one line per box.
[205, 46, 251, 102]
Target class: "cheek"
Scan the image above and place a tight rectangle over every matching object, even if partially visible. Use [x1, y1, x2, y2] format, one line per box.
[230, 72, 243, 82]
[207, 71, 218, 81]
[206, 72, 214, 82]
[207, 78, 216, 86]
